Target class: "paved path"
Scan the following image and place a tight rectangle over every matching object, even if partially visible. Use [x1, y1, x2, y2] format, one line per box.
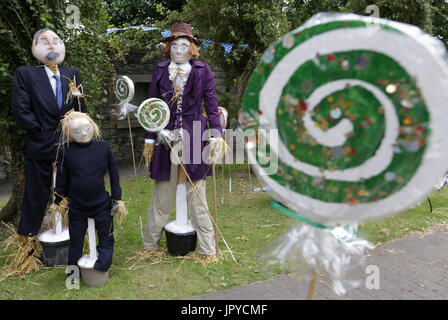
[188, 223, 448, 300]
[2, 166, 448, 300]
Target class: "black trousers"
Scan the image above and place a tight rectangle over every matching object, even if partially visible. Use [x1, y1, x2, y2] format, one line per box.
[68, 207, 114, 272]
[18, 158, 53, 236]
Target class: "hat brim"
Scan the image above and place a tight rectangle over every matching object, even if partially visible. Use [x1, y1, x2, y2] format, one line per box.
[165, 33, 199, 45]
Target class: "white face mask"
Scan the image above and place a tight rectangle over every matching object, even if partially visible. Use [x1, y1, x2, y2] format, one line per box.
[69, 117, 93, 143]
[170, 38, 192, 64]
[31, 30, 66, 65]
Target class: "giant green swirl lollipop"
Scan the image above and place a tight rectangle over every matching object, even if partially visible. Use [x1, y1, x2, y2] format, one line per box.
[242, 13, 448, 225]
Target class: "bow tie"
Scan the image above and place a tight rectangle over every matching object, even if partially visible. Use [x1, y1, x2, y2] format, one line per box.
[168, 64, 190, 85]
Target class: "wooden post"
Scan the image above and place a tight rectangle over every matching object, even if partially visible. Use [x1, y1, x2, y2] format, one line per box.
[221, 155, 225, 204]
[127, 113, 143, 239]
[212, 163, 219, 254]
[248, 162, 253, 192]
[228, 163, 232, 193]
[307, 270, 319, 300]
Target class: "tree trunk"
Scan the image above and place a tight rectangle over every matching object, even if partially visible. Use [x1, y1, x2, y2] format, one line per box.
[0, 145, 25, 224]
[0, 196, 17, 222]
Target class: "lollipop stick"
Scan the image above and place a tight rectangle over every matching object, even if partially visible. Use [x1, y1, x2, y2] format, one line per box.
[307, 271, 319, 300]
[55, 212, 62, 235]
[427, 197, 433, 213]
[221, 156, 225, 204]
[51, 162, 61, 235]
[248, 162, 252, 192]
[176, 170, 188, 226]
[228, 163, 232, 193]
[52, 162, 57, 202]
[212, 163, 219, 254]
[88, 218, 97, 260]
[127, 113, 144, 239]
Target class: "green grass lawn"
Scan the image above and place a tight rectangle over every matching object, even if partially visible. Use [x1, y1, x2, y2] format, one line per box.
[0, 165, 292, 299]
[0, 164, 447, 299]
[359, 191, 448, 243]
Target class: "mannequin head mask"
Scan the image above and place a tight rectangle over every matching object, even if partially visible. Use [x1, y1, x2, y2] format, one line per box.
[169, 37, 193, 64]
[164, 37, 200, 63]
[164, 22, 199, 63]
[32, 29, 65, 66]
[60, 110, 101, 144]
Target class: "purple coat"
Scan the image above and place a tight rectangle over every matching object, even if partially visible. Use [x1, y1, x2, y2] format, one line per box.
[145, 59, 222, 181]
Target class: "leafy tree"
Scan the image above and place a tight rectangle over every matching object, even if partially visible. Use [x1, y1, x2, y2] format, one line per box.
[430, 0, 448, 46]
[161, 0, 446, 125]
[161, 0, 291, 124]
[104, 0, 448, 126]
[0, 0, 112, 222]
[107, 23, 166, 65]
[105, 0, 186, 27]
[343, 0, 433, 31]
[285, 0, 351, 28]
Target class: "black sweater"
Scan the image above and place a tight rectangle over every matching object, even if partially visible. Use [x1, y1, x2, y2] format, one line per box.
[55, 140, 121, 215]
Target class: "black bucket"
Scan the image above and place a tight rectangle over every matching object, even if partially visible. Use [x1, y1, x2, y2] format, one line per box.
[163, 228, 197, 256]
[39, 239, 70, 267]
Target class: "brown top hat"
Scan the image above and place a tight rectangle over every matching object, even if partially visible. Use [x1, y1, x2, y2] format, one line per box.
[165, 22, 199, 45]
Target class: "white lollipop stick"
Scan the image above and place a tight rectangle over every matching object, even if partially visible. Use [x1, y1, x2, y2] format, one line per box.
[87, 218, 97, 261]
[52, 165, 63, 236]
[175, 184, 188, 226]
[55, 212, 62, 235]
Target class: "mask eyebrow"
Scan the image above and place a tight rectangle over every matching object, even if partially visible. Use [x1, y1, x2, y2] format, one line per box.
[173, 39, 190, 46]
[38, 37, 49, 44]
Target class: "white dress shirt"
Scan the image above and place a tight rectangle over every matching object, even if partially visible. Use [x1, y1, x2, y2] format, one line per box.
[44, 65, 60, 97]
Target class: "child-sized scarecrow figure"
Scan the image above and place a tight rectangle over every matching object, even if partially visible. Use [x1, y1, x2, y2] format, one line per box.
[54, 111, 126, 272]
[7, 29, 86, 273]
[142, 22, 224, 258]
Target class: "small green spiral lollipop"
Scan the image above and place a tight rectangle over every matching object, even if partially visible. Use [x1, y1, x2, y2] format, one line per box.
[137, 98, 170, 132]
[114, 76, 135, 103]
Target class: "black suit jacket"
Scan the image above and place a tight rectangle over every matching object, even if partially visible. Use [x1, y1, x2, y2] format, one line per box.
[11, 65, 86, 160]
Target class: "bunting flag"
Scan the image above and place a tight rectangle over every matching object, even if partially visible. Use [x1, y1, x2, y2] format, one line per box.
[201, 40, 215, 53]
[106, 26, 249, 56]
[160, 29, 171, 38]
[221, 43, 234, 56]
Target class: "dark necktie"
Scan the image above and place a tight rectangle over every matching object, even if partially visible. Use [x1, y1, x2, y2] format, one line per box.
[53, 74, 63, 109]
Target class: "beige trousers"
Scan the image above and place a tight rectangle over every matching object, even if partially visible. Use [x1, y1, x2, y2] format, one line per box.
[143, 162, 216, 255]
